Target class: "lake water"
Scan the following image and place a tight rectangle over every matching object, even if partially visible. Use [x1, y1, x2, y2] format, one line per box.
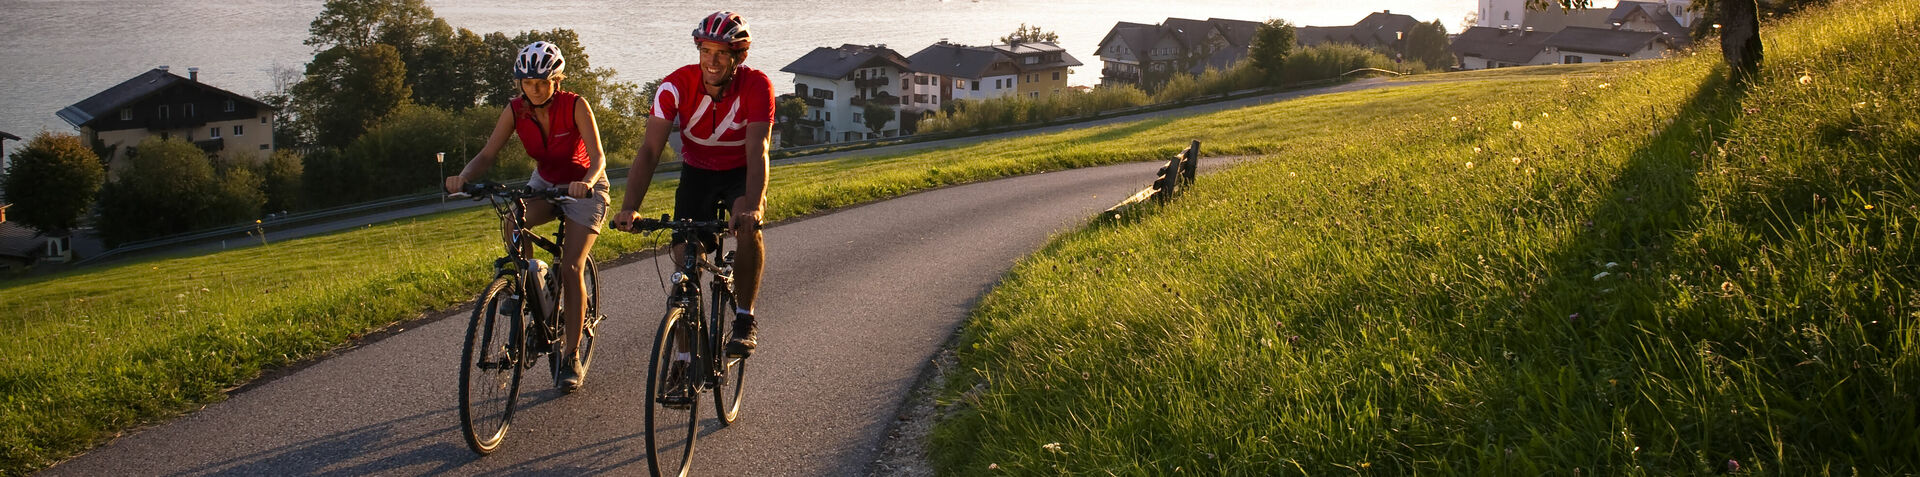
[0, 0, 1477, 155]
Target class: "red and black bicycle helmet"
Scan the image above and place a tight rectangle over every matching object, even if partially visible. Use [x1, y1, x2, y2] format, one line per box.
[693, 11, 751, 51]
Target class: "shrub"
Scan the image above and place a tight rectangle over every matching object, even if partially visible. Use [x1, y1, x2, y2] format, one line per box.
[1, 132, 104, 235]
[261, 149, 304, 213]
[95, 137, 265, 246]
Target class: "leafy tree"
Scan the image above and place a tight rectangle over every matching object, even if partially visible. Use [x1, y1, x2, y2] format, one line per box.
[861, 102, 895, 136]
[290, 43, 412, 147]
[411, 25, 492, 109]
[1529, 0, 1762, 77]
[1000, 23, 1059, 44]
[95, 137, 264, 246]
[1, 132, 104, 235]
[1406, 20, 1452, 71]
[775, 96, 809, 146]
[1248, 19, 1297, 84]
[261, 149, 305, 213]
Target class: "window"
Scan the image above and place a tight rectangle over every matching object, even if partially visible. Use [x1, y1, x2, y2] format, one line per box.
[853, 112, 863, 123]
[1052, 71, 1060, 81]
[824, 111, 831, 121]
[1563, 55, 1584, 64]
[1600, 58, 1615, 62]
[932, 96, 939, 105]
[261, 117, 268, 124]
[120, 108, 132, 121]
[210, 127, 221, 139]
[971, 79, 980, 91]
[224, 100, 235, 112]
[1029, 92, 1039, 99]
[259, 144, 269, 150]
[159, 105, 171, 119]
[915, 76, 928, 85]
[185, 103, 196, 117]
[933, 77, 939, 86]
[233, 125, 244, 136]
[1024, 56, 1038, 65]
[813, 89, 834, 100]
[796, 84, 809, 96]
[1504, 11, 1511, 21]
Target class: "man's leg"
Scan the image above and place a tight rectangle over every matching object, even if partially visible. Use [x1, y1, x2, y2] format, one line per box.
[727, 196, 765, 357]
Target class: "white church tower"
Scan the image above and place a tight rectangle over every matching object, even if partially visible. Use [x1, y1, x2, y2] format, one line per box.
[1478, 0, 1531, 28]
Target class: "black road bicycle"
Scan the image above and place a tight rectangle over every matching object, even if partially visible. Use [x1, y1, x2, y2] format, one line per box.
[627, 215, 751, 477]
[452, 182, 604, 455]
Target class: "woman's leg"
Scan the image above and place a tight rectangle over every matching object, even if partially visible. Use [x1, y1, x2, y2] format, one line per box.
[559, 216, 598, 358]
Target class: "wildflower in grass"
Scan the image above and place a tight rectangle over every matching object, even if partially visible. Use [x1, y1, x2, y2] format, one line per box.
[1473, 146, 1482, 153]
[1450, 116, 1459, 122]
[1593, 271, 1610, 280]
[1042, 442, 1066, 454]
[1569, 313, 1581, 322]
[1865, 204, 1874, 210]
[989, 463, 999, 470]
[1511, 157, 1522, 165]
[1598, 83, 1611, 89]
[1511, 120, 1523, 129]
[1798, 74, 1813, 85]
[1541, 112, 1550, 118]
[1728, 459, 1740, 472]
[1465, 161, 1475, 169]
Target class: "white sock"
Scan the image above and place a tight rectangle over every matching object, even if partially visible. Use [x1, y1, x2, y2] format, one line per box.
[735, 307, 754, 317]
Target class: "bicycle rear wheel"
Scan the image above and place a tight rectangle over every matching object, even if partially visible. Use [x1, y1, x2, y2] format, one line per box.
[645, 307, 700, 476]
[459, 274, 525, 455]
[712, 287, 747, 426]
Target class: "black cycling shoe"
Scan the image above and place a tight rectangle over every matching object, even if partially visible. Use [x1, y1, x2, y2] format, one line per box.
[726, 312, 758, 358]
[557, 351, 584, 393]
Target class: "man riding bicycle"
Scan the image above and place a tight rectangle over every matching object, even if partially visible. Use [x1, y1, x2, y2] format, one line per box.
[614, 11, 771, 358]
[447, 41, 610, 392]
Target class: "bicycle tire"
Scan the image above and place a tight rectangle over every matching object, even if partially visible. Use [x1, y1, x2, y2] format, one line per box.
[711, 285, 747, 426]
[645, 306, 700, 477]
[578, 257, 601, 375]
[459, 274, 525, 455]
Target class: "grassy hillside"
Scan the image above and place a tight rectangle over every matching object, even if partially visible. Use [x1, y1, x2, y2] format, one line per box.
[934, 0, 1918, 474]
[0, 89, 1339, 474]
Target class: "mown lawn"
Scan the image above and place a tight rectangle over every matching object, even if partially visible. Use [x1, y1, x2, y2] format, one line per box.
[934, 0, 1918, 474]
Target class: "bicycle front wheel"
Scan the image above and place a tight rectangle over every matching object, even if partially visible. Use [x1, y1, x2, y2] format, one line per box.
[712, 287, 746, 426]
[578, 257, 601, 374]
[459, 274, 524, 455]
[645, 306, 700, 477]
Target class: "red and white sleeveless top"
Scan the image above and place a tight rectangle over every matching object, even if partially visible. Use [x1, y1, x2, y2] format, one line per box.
[511, 90, 592, 184]
[652, 65, 774, 171]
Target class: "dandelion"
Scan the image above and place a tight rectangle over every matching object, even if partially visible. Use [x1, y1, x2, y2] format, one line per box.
[1511, 120, 1524, 130]
[1361, 462, 1372, 469]
[1473, 146, 1482, 153]
[1511, 157, 1522, 165]
[1465, 161, 1475, 169]
[1798, 74, 1813, 85]
[1865, 204, 1875, 210]
[1450, 116, 1459, 122]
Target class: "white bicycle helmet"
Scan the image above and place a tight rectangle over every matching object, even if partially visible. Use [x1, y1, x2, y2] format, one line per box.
[514, 41, 566, 79]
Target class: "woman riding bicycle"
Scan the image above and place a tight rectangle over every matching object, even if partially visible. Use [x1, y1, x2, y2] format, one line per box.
[446, 40, 609, 393]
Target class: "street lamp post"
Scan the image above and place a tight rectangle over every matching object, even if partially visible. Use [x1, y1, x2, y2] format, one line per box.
[1396, 31, 1406, 72]
[436, 152, 446, 203]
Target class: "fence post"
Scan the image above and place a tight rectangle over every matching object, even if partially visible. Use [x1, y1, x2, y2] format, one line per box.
[1181, 140, 1200, 185]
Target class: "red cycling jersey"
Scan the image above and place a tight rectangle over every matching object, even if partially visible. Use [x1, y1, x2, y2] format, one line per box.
[510, 91, 592, 183]
[651, 64, 774, 171]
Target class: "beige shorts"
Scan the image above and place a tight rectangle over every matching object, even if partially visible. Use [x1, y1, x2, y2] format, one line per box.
[528, 172, 611, 233]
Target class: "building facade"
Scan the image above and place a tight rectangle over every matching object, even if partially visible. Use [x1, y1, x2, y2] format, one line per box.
[780, 44, 914, 144]
[1094, 17, 1259, 90]
[1452, 0, 1693, 70]
[57, 67, 276, 175]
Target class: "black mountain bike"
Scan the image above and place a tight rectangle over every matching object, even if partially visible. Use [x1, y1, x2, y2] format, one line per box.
[627, 215, 750, 477]
[452, 182, 603, 455]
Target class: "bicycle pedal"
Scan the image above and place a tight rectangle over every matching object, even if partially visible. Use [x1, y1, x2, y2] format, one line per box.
[657, 394, 694, 410]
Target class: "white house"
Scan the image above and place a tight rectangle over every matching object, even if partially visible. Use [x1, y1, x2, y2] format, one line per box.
[1453, 0, 1692, 70]
[779, 44, 914, 144]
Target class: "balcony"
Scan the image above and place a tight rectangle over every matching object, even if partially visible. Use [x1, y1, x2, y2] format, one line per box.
[853, 76, 891, 89]
[849, 95, 900, 107]
[802, 96, 825, 108]
[790, 117, 825, 128]
[1101, 68, 1141, 83]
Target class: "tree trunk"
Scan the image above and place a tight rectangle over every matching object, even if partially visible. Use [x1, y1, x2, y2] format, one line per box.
[1720, 0, 1764, 77]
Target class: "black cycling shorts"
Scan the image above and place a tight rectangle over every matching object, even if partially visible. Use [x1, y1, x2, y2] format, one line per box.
[673, 165, 748, 253]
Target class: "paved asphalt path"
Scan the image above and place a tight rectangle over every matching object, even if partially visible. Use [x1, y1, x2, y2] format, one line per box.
[43, 158, 1230, 476]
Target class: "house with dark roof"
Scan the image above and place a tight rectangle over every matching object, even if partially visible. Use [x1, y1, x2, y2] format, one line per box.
[1093, 17, 1262, 90]
[780, 44, 914, 144]
[1479, 0, 1696, 32]
[1297, 11, 1422, 52]
[1452, 24, 1680, 70]
[907, 41, 1020, 106]
[57, 67, 277, 175]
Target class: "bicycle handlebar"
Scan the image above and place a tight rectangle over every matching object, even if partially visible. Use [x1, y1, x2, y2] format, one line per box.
[449, 181, 575, 203]
[626, 215, 732, 234]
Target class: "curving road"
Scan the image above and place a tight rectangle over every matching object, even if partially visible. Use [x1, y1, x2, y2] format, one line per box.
[42, 158, 1232, 476]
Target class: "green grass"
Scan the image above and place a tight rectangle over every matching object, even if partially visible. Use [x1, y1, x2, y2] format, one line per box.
[933, 0, 1920, 474]
[0, 83, 1383, 474]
